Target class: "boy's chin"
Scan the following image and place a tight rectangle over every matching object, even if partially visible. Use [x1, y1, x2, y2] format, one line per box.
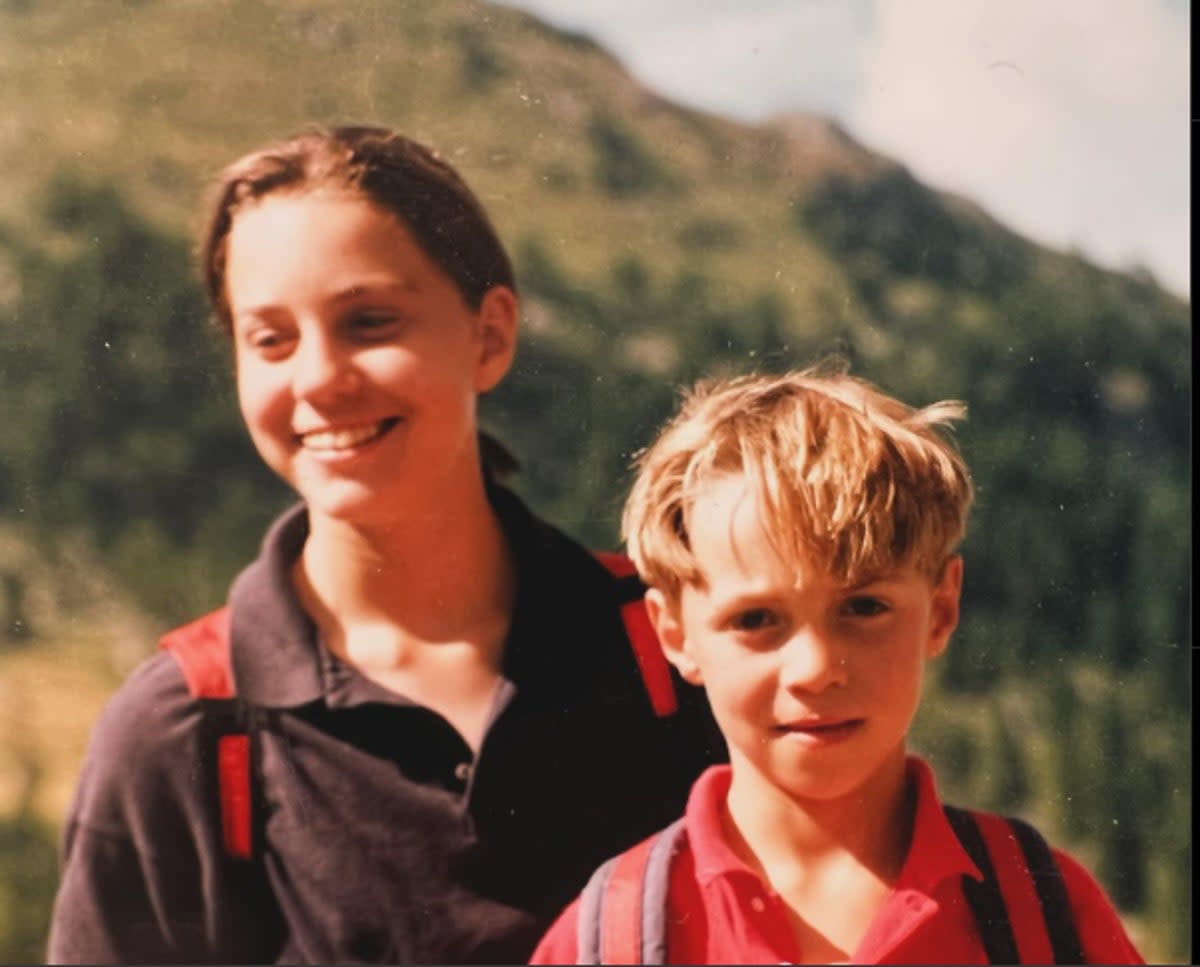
[732, 747, 910, 810]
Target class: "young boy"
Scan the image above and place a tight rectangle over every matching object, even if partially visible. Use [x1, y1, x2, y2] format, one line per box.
[531, 368, 1143, 964]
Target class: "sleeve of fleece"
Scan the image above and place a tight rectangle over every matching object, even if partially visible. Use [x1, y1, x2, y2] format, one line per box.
[529, 895, 583, 965]
[1055, 847, 1146, 965]
[46, 653, 255, 965]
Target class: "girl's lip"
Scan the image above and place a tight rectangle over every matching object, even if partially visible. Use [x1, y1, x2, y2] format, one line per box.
[294, 416, 400, 444]
[296, 417, 402, 461]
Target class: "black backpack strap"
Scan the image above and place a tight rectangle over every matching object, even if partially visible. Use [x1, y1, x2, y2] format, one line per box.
[1008, 816, 1085, 964]
[576, 817, 688, 964]
[197, 695, 262, 863]
[944, 805, 1021, 964]
[161, 609, 262, 863]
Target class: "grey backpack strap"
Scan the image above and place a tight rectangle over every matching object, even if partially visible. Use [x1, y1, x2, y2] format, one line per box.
[576, 817, 688, 964]
[577, 854, 616, 964]
[639, 818, 688, 963]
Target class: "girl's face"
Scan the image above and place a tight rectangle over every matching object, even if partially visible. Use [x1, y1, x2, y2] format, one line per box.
[224, 191, 516, 526]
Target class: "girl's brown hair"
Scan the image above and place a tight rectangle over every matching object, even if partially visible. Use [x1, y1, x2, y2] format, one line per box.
[200, 125, 516, 330]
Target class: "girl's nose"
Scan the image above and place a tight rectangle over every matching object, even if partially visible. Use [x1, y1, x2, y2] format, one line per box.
[292, 333, 359, 402]
[779, 627, 848, 694]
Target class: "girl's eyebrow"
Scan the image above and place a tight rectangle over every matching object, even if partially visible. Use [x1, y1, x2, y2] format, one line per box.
[234, 279, 423, 320]
[233, 304, 287, 324]
[330, 279, 419, 304]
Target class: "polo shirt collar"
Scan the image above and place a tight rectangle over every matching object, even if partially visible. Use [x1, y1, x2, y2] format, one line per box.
[683, 757, 981, 892]
[685, 765, 752, 885]
[228, 503, 324, 707]
[897, 756, 981, 892]
[226, 487, 607, 708]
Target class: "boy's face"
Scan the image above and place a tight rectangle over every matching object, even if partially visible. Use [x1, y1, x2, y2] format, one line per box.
[647, 473, 962, 808]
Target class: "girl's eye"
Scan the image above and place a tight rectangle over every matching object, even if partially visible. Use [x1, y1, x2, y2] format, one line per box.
[730, 608, 779, 633]
[245, 328, 292, 356]
[841, 596, 889, 618]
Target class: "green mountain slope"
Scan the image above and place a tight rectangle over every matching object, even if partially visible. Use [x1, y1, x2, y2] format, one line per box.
[0, 0, 1188, 961]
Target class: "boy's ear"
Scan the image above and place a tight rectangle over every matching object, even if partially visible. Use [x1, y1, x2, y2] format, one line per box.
[473, 285, 519, 393]
[646, 588, 704, 686]
[926, 555, 963, 659]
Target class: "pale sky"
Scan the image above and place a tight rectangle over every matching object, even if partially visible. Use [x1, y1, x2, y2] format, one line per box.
[499, 0, 1190, 300]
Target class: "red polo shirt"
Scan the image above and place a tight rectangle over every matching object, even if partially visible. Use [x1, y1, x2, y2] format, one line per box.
[531, 758, 1143, 964]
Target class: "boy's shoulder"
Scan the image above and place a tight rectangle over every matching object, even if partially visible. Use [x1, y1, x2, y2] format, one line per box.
[536, 761, 1143, 965]
[915, 756, 1141, 964]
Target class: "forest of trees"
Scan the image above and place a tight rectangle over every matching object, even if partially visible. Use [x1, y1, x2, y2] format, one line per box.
[0, 163, 1189, 960]
[0, 0, 1190, 959]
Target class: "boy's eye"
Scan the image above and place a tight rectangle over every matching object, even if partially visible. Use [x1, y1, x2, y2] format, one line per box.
[346, 310, 402, 336]
[841, 596, 889, 618]
[729, 608, 779, 633]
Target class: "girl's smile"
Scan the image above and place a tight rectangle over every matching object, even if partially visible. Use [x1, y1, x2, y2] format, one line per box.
[224, 191, 515, 526]
[296, 417, 402, 456]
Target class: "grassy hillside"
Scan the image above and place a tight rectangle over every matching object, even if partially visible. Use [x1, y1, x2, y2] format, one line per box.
[0, 0, 875, 316]
[0, 525, 150, 961]
[0, 0, 1189, 961]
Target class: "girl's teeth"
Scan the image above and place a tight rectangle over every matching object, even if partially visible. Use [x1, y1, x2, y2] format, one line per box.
[302, 423, 384, 451]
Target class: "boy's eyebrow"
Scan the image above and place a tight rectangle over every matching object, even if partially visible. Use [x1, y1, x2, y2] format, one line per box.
[841, 570, 900, 591]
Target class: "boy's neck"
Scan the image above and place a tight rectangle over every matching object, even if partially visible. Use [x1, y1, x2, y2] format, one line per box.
[722, 750, 916, 962]
[723, 748, 915, 890]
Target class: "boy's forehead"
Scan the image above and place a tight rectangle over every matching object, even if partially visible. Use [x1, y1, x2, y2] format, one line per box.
[687, 477, 805, 575]
[684, 471, 918, 590]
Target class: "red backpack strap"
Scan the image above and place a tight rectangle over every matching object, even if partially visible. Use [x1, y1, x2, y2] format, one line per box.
[159, 606, 235, 699]
[593, 551, 678, 718]
[576, 817, 688, 964]
[945, 806, 1083, 964]
[160, 607, 254, 862]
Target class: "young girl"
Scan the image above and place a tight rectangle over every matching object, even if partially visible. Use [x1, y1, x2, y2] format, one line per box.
[47, 126, 723, 964]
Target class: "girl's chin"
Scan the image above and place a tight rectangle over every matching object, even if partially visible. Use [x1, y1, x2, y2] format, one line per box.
[296, 480, 401, 525]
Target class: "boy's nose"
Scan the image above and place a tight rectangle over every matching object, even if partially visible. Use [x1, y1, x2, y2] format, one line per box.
[779, 629, 848, 694]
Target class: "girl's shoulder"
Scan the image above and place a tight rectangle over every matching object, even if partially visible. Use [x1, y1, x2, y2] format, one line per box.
[68, 648, 212, 830]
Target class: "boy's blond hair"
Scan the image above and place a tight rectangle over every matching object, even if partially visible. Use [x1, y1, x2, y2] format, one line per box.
[622, 363, 974, 600]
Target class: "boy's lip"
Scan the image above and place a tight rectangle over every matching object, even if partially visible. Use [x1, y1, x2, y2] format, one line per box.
[774, 717, 865, 743]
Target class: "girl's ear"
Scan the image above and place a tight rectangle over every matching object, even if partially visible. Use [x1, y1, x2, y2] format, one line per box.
[473, 286, 519, 393]
[646, 588, 704, 686]
[926, 555, 963, 659]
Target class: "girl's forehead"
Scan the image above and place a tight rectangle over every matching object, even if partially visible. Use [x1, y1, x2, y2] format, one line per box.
[223, 194, 434, 313]
[231, 188, 388, 228]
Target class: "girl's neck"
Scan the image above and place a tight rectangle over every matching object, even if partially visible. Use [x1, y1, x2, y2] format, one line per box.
[296, 466, 515, 645]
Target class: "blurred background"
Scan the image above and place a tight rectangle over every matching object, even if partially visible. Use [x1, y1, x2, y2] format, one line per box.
[0, 0, 1189, 961]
